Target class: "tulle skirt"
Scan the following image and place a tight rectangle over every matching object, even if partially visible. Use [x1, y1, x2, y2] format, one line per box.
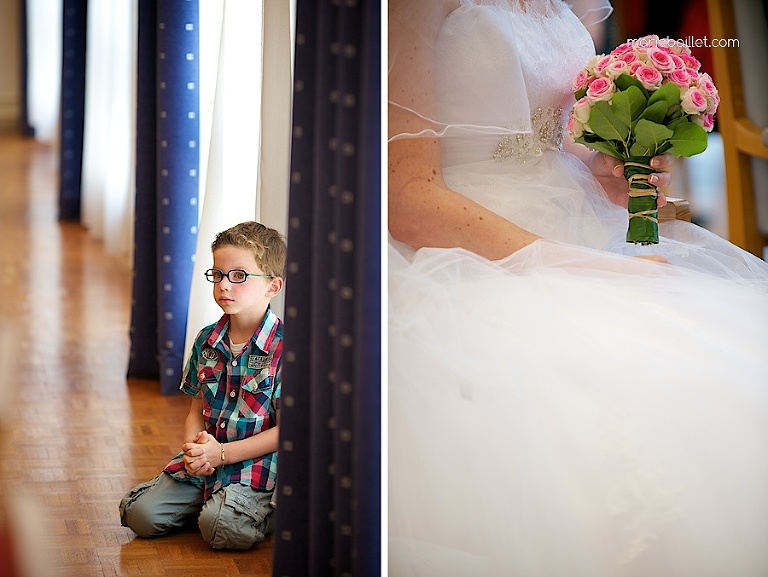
[388, 151, 768, 576]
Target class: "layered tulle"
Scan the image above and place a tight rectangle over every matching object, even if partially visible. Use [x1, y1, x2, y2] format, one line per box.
[390, 239, 768, 576]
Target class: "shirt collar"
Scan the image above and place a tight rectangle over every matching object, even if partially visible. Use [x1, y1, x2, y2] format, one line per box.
[207, 306, 279, 353]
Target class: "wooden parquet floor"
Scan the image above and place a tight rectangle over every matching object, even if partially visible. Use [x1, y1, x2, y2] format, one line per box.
[0, 133, 273, 577]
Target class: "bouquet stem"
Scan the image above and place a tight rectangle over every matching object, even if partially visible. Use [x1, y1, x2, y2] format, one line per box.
[623, 156, 659, 245]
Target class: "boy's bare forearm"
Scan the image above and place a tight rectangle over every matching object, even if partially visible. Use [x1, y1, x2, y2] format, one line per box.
[221, 425, 279, 465]
[184, 396, 205, 443]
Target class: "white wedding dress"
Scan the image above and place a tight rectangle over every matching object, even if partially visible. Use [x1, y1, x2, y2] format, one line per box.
[388, 1, 768, 576]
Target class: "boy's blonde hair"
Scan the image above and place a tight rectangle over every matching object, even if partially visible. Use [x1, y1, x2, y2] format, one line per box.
[211, 222, 286, 278]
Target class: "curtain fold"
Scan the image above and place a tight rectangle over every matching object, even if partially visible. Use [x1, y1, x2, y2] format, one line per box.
[80, 0, 136, 256]
[271, 0, 381, 574]
[58, 0, 87, 221]
[128, 0, 200, 395]
[127, 0, 159, 381]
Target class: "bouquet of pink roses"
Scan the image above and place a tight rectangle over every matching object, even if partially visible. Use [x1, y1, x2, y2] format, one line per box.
[567, 35, 719, 244]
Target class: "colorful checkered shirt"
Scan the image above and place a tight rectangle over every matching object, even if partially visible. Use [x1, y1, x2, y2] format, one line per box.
[163, 306, 282, 500]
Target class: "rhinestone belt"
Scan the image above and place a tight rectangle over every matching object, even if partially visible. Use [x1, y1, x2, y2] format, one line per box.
[492, 107, 564, 161]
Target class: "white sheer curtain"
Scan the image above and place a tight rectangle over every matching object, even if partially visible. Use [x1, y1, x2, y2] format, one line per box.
[80, 0, 138, 261]
[184, 0, 295, 357]
[26, 0, 62, 142]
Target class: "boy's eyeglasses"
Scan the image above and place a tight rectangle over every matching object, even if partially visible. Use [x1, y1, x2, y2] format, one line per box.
[204, 268, 273, 284]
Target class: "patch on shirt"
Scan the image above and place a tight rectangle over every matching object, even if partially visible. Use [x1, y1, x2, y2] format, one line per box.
[201, 348, 218, 362]
[248, 354, 272, 370]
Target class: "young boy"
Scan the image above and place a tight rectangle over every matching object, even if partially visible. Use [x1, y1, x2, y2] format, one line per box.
[120, 221, 285, 549]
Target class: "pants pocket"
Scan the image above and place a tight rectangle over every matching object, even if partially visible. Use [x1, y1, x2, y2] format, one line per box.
[200, 486, 274, 549]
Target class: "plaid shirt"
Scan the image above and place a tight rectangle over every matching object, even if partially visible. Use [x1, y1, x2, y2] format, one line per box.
[163, 307, 282, 500]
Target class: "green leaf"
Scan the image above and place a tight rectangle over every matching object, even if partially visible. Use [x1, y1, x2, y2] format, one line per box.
[666, 116, 688, 130]
[611, 90, 633, 131]
[589, 100, 629, 142]
[625, 86, 647, 121]
[585, 140, 622, 159]
[575, 87, 587, 100]
[669, 121, 708, 157]
[578, 132, 602, 143]
[630, 141, 652, 157]
[637, 100, 669, 125]
[615, 73, 649, 99]
[648, 81, 681, 108]
[656, 141, 673, 155]
[634, 119, 674, 156]
[666, 103, 684, 121]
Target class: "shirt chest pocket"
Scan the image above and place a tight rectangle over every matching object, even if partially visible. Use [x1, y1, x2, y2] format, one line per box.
[238, 368, 274, 419]
[198, 358, 225, 401]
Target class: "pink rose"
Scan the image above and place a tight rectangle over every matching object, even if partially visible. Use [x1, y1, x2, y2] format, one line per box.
[567, 113, 584, 138]
[685, 67, 700, 82]
[617, 50, 639, 65]
[585, 77, 616, 102]
[584, 55, 602, 74]
[611, 42, 634, 55]
[629, 61, 644, 75]
[572, 97, 592, 124]
[634, 65, 663, 90]
[680, 53, 701, 71]
[605, 60, 629, 79]
[681, 87, 708, 114]
[692, 113, 715, 132]
[696, 72, 718, 97]
[705, 92, 720, 115]
[647, 48, 676, 73]
[671, 55, 685, 69]
[633, 35, 660, 54]
[668, 69, 692, 88]
[573, 69, 591, 92]
[594, 55, 614, 75]
[657, 38, 685, 54]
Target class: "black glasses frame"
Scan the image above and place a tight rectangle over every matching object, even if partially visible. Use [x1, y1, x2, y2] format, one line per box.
[204, 268, 273, 284]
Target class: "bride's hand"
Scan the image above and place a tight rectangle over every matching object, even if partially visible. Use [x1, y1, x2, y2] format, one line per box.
[589, 152, 671, 209]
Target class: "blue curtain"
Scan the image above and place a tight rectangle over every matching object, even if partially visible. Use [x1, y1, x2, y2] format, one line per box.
[58, 0, 87, 221]
[19, 0, 33, 136]
[127, 0, 200, 395]
[271, 0, 381, 574]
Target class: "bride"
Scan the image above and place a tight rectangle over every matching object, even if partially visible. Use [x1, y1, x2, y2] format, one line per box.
[387, 1, 768, 576]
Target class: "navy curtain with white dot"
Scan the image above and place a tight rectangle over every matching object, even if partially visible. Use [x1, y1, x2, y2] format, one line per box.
[128, 0, 200, 395]
[272, 0, 381, 575]
[58, 0, 87, 221]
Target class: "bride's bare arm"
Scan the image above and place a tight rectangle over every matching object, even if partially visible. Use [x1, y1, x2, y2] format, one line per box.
[388, 0, 539, 261]
[389, 137, 540, 260]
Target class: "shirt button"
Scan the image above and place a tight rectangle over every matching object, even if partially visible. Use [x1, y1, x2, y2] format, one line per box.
[198, 371, 205, 379]
[230, 391, 237, 398]
[232, 360, 237, 366]
[220, 421, 226, 428]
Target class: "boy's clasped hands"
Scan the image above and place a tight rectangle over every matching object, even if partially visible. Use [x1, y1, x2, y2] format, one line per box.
[182, 430, 220, 477]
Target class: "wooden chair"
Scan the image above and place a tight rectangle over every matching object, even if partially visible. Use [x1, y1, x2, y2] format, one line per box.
[660, 197, 692, 223]
[706, 0, 768, 257]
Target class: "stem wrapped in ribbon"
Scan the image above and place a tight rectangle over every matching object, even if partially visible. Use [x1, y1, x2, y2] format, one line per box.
[624, 158, 658, 244]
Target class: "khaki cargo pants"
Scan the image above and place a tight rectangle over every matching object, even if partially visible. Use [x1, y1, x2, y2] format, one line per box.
[119, 472, 274, 549]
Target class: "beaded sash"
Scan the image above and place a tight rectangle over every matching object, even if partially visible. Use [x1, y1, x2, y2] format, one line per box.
[492, 107, 565, 161]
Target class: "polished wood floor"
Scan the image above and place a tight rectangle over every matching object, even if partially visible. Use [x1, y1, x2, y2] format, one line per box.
[0, 134, 273, 576]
